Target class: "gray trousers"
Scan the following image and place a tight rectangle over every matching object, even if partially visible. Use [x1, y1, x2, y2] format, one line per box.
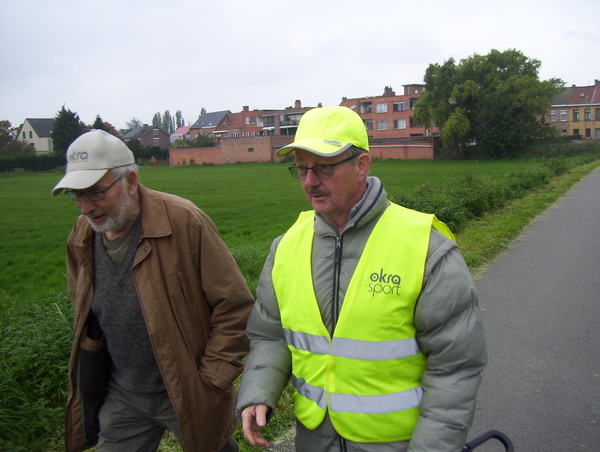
[97, 379, 238, 452]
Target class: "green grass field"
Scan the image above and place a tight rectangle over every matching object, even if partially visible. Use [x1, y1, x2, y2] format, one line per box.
[0, 158, 544, 307]
[1, 155, 599, 451]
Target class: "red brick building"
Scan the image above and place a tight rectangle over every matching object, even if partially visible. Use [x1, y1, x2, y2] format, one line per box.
[122, 124, 170, 149]
[339, 85, 438, 139]
[170, 90, 438, 165]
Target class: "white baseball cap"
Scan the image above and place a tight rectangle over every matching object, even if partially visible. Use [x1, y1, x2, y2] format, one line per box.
[52, 129, 134, 196]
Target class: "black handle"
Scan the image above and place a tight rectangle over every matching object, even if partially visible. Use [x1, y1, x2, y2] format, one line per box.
[462, 430, 515, 452]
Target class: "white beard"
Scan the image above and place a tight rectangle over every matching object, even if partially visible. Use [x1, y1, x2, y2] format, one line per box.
[86, 183, 135, 234]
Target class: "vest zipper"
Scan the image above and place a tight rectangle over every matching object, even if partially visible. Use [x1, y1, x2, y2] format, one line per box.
[332, 236, 343, 327]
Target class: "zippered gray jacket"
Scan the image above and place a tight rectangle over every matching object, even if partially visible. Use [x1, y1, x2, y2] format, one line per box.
[237, 176, 487, 452]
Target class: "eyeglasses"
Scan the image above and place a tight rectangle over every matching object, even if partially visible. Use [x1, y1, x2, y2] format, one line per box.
[288, 154, 357, 180]
[65, 176, 123, 202]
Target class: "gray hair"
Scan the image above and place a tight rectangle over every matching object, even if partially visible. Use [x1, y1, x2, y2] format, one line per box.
[109, 164, 138, 181]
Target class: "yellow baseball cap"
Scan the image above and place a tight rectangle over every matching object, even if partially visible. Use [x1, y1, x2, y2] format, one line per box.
[276, 106, 369, 157]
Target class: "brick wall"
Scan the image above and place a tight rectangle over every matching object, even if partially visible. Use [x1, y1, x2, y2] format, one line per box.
[370, 144, 434, 160]
[220, 135, 294, 163]
[169, 147, 222, 166]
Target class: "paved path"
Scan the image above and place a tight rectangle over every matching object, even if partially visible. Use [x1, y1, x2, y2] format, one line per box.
[469, 166, 600, 451]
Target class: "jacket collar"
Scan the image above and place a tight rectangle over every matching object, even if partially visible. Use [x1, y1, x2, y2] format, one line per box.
[138, 184, 172, 239]
[314, 176, 387, 236]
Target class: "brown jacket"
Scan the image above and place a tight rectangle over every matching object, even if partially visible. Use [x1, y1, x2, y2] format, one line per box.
[64, 184, 254, 452]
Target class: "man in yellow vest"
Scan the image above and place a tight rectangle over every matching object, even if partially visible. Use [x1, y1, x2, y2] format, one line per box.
[236, 106, 487, 452]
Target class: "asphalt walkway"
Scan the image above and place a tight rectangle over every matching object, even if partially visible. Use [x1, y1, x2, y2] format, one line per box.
[469, 165, 600, 451]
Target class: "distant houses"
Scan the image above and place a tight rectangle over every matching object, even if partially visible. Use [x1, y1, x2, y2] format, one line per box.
[547, 79, 600, 139]
[122, 124, 170, 149]
[15, 79, 600, 163]
[170, 91, 440, 165]
[17, 118, 55, 154]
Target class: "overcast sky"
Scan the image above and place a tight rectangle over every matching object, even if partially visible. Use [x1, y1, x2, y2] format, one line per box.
[2, 0, 599, 131]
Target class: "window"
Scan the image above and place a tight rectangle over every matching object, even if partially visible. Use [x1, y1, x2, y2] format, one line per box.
[154, 129, 159, 135]
[245, 117, 250, 125]
[573, 109, 579, 121]
[247, 147, 254, 152]
[560, 110, 567, 122]
[360, 102, 372, 113]
[376, 103, 388, 113]
[595, 128, 600, 140]
[393, 102, 406, 112]
[550, 110, 556, 122]
[29, 131, 33, 139]
[573, 129, 579, 136]
[410, 118, 422, 128]
[596, 108, 600, 121]
[364, 119, 373, 130]
[23, 132, 26, 139]
[231, 133, 240, 138]
[394, 119, 407, 129]
[409, 98, 417, 109]
[153, 138, 160, 146]
[376, 121, 388, 130]
[585, 129, 591, 138]
[584, 109, 591, 121]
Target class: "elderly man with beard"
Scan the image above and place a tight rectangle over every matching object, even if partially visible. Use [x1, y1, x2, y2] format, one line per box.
[52, 130, 254, 452]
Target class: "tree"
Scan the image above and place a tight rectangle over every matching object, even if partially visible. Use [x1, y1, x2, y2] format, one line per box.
[91, 115, 109, 132]
[0, 120, 32, 156]
[0, 120, 14, 149]
[189, 133, 217, 148]
[175, 110, 184, 129]
[414, 49, 564, 158]
[152, 113, 162, 128]
[162, 110, 174, 134]
[51, 106, 83, 154]
[126, 117, 143, 131]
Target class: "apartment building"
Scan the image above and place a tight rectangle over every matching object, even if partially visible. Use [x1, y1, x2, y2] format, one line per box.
[339, 85, 437, 139]
[171, 101, 315, 165]
[338, 85, 436, 159]
[170, 90, 437, 165]
[548, 80, 600, 139]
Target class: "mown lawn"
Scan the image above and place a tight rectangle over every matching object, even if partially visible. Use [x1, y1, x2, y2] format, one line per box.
[0, 158, 544, 306]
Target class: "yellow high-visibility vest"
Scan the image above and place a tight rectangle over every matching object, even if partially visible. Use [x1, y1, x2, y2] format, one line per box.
[273, 203, 453, 443]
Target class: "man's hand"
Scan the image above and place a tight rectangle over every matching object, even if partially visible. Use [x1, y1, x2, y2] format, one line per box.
[241, 404, 271, 448]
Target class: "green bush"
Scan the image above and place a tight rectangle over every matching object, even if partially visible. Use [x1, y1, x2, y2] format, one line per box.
[0, 291, 72, 451]
[0, 153, 65, 173]
[389, 165, 557, 233]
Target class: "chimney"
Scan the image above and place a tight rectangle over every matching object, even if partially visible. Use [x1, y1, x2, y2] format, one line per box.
[383, 86, 396, 97]
[243, 106, 249, 112]
[295, 100, 301, 109]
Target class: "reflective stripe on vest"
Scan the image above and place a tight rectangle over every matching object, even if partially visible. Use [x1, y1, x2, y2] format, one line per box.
[273, 203, 453, 443]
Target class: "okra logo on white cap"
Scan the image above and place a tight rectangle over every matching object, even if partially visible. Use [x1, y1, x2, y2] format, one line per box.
[51, 129, 134, 196]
